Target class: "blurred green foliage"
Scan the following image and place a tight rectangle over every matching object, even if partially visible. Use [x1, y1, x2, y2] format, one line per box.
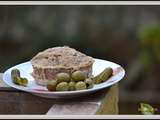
[138, 24, 160, 70]
[138, 103, 157, 115]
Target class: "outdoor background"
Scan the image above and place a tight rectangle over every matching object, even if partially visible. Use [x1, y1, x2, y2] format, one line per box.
[0, 5, 160, 114]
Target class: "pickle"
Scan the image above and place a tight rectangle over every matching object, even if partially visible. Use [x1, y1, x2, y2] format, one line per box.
[11, 69, 20, 80]
[93, 67, 113, 84]
[20, 77, 28, 87]
[13, 76, 21, 85]
[11, 69, 28, 87]
[13, 77, 28, 87]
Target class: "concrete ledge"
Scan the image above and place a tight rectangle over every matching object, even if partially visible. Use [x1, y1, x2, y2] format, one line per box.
[0, 73, 119, 115]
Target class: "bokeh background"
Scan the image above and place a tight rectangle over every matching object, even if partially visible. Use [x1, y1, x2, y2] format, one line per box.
[0, 5, 160, 114]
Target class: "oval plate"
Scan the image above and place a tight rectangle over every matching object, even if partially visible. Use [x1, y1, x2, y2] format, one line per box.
[3, 58, 125, 98]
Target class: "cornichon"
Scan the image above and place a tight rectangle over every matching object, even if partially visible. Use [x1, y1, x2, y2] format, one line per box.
[11, 69, 28, 87]
[19, 77, 28, 87]
[11, 69, 20, 80]
[93, 67, 113, 84]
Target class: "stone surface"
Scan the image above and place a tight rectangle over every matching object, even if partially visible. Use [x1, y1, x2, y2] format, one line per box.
[46, 102, 100, 115]
[0, 73, 119, 114]
[96, 84, 119, 114]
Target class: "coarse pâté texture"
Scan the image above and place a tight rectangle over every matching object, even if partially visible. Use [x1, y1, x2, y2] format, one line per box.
[31, 46, 94, 86]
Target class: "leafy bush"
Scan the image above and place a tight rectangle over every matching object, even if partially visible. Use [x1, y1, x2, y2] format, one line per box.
[138, 24, 160, 69]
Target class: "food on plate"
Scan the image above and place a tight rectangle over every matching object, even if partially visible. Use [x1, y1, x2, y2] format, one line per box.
[10, 47, 116, 92]
[47, 80, 58, 91]
[85, 78, 94, 89]
[45, 67, 113, 92]
[30, 46, 114, 92]
[71, 70, 86, 82]
[13, 76, 21, 85]
[56, 82, 69, 91]
[11, 69, 20, 81]
[46, 70, 93, 91]
[93, 67, 113, 84]
[19, 77, 28, 86]
[11, 69, 28, 87]
[68, 81, 76, 91]
[31, 46, 94, 86]
[75, 81, 87, 90]
[56, 73, 70, 83]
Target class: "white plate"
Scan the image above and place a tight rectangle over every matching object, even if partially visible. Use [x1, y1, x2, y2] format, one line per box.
[3, 58, 125, 98]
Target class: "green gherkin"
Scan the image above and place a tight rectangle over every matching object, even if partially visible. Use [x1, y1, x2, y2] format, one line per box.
[93, 67, 113, 84]
[11, 69, 28, 87]
[11, 69, 20, 80]
[19, 77, 28, 87]
[13, 77, 21, 85]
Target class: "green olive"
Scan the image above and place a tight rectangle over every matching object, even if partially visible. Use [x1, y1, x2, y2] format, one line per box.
[85, 78, 94, 89]
[56, 73, 70, 83]
[75, 81, 87, 90]
[56, 82, 69, 91]
[68, 81, 76, 91]
[71, 71, 86, 82]
[47, 80, 57, 91]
